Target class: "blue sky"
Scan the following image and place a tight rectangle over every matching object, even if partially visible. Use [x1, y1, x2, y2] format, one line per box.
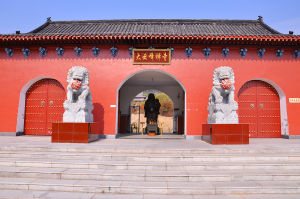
[1, 0, 299, 34]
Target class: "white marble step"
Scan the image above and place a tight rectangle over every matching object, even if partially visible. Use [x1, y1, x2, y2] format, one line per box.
[1, 189, 300, 199]
[1, 151, 300, 162]
[0, 157, 300, 170]
[0, 166, 300, 182]
[0, 177, 300, 195]
[0, 157, 300, 171]
[1, 145, 300, 155]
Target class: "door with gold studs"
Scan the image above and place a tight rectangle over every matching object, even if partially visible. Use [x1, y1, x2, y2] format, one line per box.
[238, 80, 281, 138]
[24, 79, 65, 135]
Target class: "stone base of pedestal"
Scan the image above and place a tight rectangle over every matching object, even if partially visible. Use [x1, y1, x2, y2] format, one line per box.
[146, 124, 158, 135]
[202, 124, 249, 145]
[52, 122, 100, 143]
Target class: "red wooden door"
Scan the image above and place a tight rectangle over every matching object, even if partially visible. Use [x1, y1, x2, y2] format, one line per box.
[24, 79, 65, 135]
[238, 80, 281, 138]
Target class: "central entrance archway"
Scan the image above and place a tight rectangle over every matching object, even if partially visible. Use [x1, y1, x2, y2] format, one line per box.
[130, 90, 174, 134]
[116, 70, 186, 138]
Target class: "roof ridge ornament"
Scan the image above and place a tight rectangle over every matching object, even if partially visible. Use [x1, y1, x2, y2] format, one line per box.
[258, 16, 263, 22]
[47, 17, 51, 22]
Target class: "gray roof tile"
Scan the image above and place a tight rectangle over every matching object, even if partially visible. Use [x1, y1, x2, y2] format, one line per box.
[25, 19, 282, 36]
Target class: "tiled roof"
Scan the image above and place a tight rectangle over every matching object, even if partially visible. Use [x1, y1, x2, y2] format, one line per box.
[27, 18, 282, 36]
[2, 17, 299, 46]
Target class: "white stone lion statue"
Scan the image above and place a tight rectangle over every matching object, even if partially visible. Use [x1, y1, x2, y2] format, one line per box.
[209, 66, 235, 104]
[207, 66, 238, 124]
[63, 66, 94, 123]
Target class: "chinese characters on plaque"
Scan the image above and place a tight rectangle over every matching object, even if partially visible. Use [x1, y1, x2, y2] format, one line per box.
[133, 49, 171, 65]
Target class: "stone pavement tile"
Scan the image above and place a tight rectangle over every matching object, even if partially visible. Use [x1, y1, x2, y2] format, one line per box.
[192, 195, 248, 199]
[102, 174, 145, 182]
[241, 194, 300, 199]
[0, 167, 64, 180]
[168, 188, 215, 195]
[0, 166, 28, 172]
[103, 169, 145, 175]
[272, 174, 300, 181]
[146, 170, 188, 176]
[92, 193, 143, 199]
[194, 194, 300, 199]
[256, 180, 300, 187]
[145, 175, 188, 182]
[213, 181, 260, 187]
[15, 161, 52, 168]
[143, 194, 193, 199]
[28, 178, 79, 192]
[121, 181, 167, 188]
[0, 189, 47, 199]
[75, 179, 122, 187]
[189, 174, 231, 182]
[119, 187, 168, 195]
[0, 170, 61, 180]
[167, 181, 214, 188]
[32, 178, 79, 185]
[63, 168, 105, 174]
[62, 169, 105, 180]
[22, 167, 67, 173]
[0, 157, 20, 161]
[74, 179, 122, 193]
[214, 181, 262, 194]
[0, 177, 37, 183]
[42, 191, 95, 199]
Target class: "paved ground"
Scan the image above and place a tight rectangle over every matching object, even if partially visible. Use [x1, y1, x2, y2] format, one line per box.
[1, 136, 300, 151]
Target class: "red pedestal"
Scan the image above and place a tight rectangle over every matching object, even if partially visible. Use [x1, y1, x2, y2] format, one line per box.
[148, 132, 156, 136]
[52, 122, 100, 143]
[202, 124, 249, 145]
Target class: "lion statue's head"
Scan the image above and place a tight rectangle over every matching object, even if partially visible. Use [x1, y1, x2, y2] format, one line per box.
[67, 66, 89, 85]
[212, 66, 235, 87]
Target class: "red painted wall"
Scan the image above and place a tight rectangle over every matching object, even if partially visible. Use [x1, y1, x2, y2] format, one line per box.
[0, 45, 299, 135]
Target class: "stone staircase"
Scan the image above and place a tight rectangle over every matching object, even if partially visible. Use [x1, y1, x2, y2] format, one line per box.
[0, 142, 300, 198]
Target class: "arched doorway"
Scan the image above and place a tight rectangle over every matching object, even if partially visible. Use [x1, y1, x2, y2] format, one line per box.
[238, 80, 281, 138]
[24, 79, 65, 135]
[116, 70, 185, 137]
